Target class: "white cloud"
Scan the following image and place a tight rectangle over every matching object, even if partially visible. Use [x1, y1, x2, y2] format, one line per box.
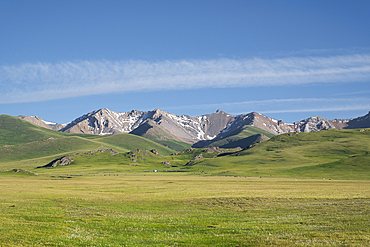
[1, 54, 370, 103]
[166, 97, 370, 109]
[164, 97, 370, 117]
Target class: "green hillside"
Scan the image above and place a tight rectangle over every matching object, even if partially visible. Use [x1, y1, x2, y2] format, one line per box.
[0, 136, 99, 162]
[0, 115, 175, 166]
[195, 128, 370, 179]
[34, 148, 170, 174]
[2, 114, 370, 180]
[98, 133, 175, 156]
[32, 126, 370, 179]
[285, 152, 370, 178]
[0, 115, 67, 145]
[32, 147, 240, 175]
[202, 125, 274, 148]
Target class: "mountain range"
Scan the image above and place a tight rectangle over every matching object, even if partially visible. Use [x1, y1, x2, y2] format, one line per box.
[17, 108, 370, 150]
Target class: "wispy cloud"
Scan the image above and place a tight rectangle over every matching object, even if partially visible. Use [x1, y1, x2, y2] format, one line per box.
[166, 97, 367, 109]
[164, 97, 370, 117]
[1, 53, 370, 103]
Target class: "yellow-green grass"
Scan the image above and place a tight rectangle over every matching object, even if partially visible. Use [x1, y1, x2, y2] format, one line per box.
[0, 115, 69, 145]
[0, 115, 175, 169]
[148, 139, 192, 151]
[98, 134, 175, 156]
[195, 128, 370, 179]
[3, 129, 370, 180]
[0, 175, 369, 246]
[0, 136, 99, 162]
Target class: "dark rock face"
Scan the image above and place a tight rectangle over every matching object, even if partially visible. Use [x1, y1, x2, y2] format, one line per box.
[38, 155, 75, 168]
[346, 111, 370, 129]
[150, 149, 164, 158]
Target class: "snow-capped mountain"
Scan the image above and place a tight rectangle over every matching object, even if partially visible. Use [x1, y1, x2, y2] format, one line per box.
[59, 108, 148, 135]
[18, 109, 370, 148]
[56, 108, 302, 145]
[59, 108, 239, 142]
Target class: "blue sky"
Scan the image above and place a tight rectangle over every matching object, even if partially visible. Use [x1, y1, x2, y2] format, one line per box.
[1, 0, 370, 123]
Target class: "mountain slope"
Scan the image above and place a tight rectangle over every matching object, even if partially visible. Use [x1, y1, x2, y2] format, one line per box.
[60, 108, 147, 135]
[193, 125, 274, 148]
[31, 127, 370, 180]
[2, 114, 370, 180]
[195, 128, 370, 179]
[0, 115, 175, 164]
[346, 111, 370, 129]
[129, 120, 192, 151]
[0, 115, 67, 145]
[56, 108, 292, 148]
[18, 115, 65, 131]
[98, 133, 175, 156]
[16, 109, 370, 150]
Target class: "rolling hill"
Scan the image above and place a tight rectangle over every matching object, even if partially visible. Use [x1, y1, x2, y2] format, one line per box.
[30, 127, 370, 180]
[193, 125, 274, 148]
[195, 128, 370, 179]
[2, 113, 370, 180]
[0, 115, 175, 164]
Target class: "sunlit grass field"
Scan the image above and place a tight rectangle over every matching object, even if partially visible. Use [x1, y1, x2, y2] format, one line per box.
[0, 174, 369, 246]
[1, 115, 370, 245]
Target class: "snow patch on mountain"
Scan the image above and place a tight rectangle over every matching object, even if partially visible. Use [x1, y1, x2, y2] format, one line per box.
[21, 108, 370, 146]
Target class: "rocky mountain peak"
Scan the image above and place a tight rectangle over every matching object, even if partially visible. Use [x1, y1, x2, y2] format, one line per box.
[295, 116, 336, 132]
[215, 109, 227, 114]
[18, 108, 370, 148]
[152, 108, 164, 119]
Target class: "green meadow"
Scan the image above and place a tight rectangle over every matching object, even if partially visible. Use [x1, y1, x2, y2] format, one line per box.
[1, 115, 370, 245]
[0, 175, 369, 246]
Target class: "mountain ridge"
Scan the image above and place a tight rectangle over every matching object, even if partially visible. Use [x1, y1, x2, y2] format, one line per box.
[16, 109, 370, 149]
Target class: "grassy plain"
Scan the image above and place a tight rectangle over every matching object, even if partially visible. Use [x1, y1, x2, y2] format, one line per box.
[1, 116, 370, 245]
[0, 174, 369, 246]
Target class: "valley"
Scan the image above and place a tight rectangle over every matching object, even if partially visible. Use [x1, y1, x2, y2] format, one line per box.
[1, 111, 369, 246]
[1, 112, 369, 180]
